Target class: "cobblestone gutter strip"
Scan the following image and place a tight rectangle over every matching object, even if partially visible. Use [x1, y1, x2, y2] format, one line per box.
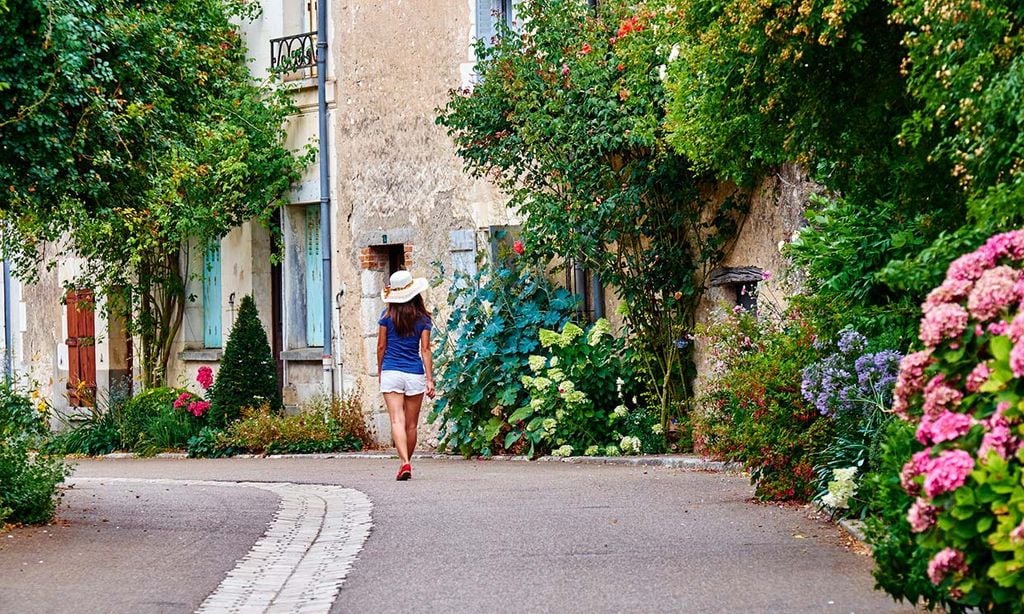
[838, 519, 868, 545]
[69, 477, 373, 614]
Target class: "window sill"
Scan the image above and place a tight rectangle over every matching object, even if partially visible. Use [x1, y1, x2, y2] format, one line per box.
[280, 348, 325, 362]
[179, 349, 223, 362]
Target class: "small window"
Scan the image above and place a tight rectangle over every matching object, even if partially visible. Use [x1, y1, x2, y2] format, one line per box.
[476, 0, 518, 48]
[709, 266, 763, 318]
[202, 242, 222, 348]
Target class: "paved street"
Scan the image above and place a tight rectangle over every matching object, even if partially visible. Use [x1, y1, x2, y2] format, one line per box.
[0, 457, 916, 613]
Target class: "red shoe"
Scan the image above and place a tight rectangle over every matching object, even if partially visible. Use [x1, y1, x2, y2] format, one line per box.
[396, 463, 412, 481]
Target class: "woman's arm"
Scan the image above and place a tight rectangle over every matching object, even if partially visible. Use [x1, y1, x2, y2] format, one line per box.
[420, 329, 435, 399]
[377, 325, 387, 380]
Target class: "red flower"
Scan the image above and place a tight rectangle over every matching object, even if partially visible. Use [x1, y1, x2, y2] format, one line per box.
[513, 240, 525, 255]
[581, 43, 592, 55]
[617, 16, 641, 38]
[197, 365, 214, 390]
[173, 392, 191, 409]
[616, 63, 626, 71]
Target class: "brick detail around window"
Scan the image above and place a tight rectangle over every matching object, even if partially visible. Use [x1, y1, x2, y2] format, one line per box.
[360, 244, 414, 271]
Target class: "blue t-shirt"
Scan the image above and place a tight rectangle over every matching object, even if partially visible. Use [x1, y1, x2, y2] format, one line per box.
[378, 311, 432, 374]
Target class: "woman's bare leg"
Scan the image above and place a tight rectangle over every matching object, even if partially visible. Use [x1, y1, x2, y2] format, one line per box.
[384, 392, 410, 464]
[404, 393, 424, 455]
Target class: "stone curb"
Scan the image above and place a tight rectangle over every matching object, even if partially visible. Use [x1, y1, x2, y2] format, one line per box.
[838, 518, 868, 545]
[94, 450, 744, 472]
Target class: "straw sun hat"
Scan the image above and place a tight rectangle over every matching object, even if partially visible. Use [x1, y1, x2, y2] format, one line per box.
[381, 270, 429, 304]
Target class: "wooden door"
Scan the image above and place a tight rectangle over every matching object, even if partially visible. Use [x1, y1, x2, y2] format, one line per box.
[66, 289, 96, 407]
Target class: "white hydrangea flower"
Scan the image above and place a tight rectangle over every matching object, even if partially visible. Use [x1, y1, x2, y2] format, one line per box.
[562, 322, 585, 343]
[542, 418, 557, 435]
[558, 380, 576, 394]
[668, 44, 680, 62]
[532, 377, 553, 391]
[552, 445, 573, 458]
[651, 423, 664, 435]
[528, 355, 547, 373]
[619, 435, 642, 455]
[584, 445, 600, 456]
[822, 467, 858, 510]
[547, 368, 565, 383]
[530, 398, 545, 410]
[586, 318, 612, 346]
[604, 445, 621, 457]
[612, 405, 628, 419]
[658, 64, 667, 81]
[555, 409, 565, 420]
[550, 356, 559, 367]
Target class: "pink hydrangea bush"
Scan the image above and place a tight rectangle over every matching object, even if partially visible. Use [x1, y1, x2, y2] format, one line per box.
[891, 230, 1024, 607]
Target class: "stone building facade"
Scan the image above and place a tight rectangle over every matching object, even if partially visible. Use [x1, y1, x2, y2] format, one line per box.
[0, 0, 812, 444]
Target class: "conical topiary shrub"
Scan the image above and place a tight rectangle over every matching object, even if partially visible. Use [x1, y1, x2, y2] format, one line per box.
[209, 295, 282, 427]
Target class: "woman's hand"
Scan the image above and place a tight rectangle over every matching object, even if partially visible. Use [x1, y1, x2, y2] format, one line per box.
[426, 379, 436, 399]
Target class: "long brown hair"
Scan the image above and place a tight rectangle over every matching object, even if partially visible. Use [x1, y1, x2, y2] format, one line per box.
[387, 294, 431, 337]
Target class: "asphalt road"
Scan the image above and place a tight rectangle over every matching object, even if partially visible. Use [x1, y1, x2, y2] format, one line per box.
[0, 457, 917, 613]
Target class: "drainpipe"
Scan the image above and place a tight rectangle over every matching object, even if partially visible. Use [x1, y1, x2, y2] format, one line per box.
[317, 0, 334, 397]
[573, 261, 587, 318]
[590, 271, 604, 319]
[3, 260, 11, 383]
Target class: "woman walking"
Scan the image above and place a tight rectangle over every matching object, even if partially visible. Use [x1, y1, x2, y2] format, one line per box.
[377, 270, 434, 481]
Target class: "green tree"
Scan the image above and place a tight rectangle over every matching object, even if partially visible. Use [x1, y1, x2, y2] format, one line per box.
[209, 295, 281, 428]
[0, 0, 310, 385]
[437, 0, 743, 424]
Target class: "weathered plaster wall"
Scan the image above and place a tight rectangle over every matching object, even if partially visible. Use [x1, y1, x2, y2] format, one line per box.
[692, 163, 819, 395]
[332, 0, 516, 441]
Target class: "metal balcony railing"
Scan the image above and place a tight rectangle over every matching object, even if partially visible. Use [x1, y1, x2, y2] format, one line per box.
[270, 31, 317, 75]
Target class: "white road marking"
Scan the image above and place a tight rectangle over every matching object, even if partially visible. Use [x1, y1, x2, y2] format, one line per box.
[70, 478, 373, 614]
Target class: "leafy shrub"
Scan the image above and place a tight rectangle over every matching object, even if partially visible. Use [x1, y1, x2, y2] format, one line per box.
[696, 307, 830, 500]
[861, 420, 951, 611]
[506, 320, 646, 457]
[196, 394, 371, 457]
[874, 230, 1024, 609]
[0, 437, 69, 526]
[209, 295, 282, 427]
[117, 387, 181, 450]
[0, 383, 46, 440]
[430, 258, 576, 455]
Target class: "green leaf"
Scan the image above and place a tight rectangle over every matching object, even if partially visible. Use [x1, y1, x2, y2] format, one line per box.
[507, 405, 534, 424]
[991, 336, 1012, 362]
[504, 430, 522, 449]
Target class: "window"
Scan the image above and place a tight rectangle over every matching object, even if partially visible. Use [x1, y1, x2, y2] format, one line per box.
[202, 242, 222, 348]
[476, 0, 517, 47]
[709, 266, 763, 318]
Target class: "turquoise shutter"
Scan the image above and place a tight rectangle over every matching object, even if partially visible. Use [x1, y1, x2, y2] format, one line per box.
[305, 205, 324, 346]
[203, 242, 222, 348]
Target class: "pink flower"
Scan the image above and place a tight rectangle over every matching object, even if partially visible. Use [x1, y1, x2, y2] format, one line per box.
[761, 270, 772, 281]
[513, 240, 525, 255]
[979, 402, 1017, 461]
[923, 278, 973, 312]
[922, 374, 963, 417]
[187, 400, 211, 418]
[947, 250, 996, 283]
[908, 498, 938, 533]
[982, 229, 1024, 261]
[560, 64, 570, 76]
[919, 302, 969, 347]
[1011, 341, 1024, 378]
[892, 351, 934, 419]
[197, 366, 214, 390]
[927, 548, 967, 585]
[967, 265, 1021, 321]
[1007, 312, 1024, 342]
[923, 449, 975, 498]
[900, 448, 933, 495]
[989, 320, 1009, 336]
[965, 361, 991, 392]
[173, 392, 191, 409]
[916, 411, 974, 445]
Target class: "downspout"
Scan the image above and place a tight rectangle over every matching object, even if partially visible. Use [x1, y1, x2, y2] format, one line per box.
[3, 260, 11, 383]
[590, 270, 604, 319]
[317, 0, 334, 396]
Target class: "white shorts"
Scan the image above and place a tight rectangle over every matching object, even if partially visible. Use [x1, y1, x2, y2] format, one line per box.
[380, 370, 427, 395]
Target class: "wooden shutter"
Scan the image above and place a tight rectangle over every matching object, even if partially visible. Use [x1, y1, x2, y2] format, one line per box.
[203, 242, 222, 348]
[305, 205, 324, 347]
[66, 290, 96, 407]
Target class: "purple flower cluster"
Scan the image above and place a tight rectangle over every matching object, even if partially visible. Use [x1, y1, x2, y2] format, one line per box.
[801, 330, 902, 417]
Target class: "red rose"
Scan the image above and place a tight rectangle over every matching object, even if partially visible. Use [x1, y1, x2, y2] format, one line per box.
[581, 43, 592, 55]
[513, 240, 525, 255]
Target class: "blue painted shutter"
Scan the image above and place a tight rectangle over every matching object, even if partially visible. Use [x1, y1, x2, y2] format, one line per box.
[476, 0, 497, 47]
[305, 205, 324, 346]
[203, 242, 222, 348]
